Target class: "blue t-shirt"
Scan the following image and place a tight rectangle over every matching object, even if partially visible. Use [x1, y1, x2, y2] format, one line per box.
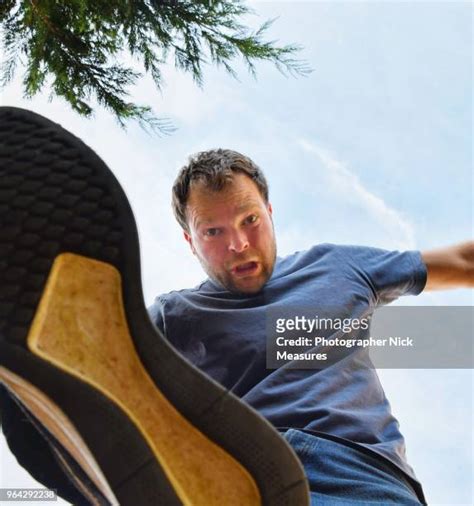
[148, 243, 427, 487]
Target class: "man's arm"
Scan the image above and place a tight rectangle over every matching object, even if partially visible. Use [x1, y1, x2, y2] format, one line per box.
[421, 240, 474, 291]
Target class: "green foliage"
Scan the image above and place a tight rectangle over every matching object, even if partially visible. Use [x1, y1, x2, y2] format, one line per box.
[1, 0, 310, 133]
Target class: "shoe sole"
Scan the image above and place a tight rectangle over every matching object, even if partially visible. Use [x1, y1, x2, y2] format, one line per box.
[0, 107, 310, 506]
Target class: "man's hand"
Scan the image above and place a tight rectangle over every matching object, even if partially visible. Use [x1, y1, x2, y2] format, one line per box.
[421, 241, 474, 291]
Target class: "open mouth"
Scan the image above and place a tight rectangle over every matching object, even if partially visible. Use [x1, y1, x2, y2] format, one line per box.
[232, 261, 259, 276]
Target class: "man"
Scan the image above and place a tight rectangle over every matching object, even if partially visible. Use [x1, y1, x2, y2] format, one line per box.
[0, 109, 471, 505]
[148, 148, 473, 505]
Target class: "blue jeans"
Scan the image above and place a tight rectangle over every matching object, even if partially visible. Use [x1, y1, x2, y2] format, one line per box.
[281, 429, 424, 505]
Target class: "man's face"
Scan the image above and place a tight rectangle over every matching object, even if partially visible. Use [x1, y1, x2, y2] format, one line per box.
[183, 173, 277, 294]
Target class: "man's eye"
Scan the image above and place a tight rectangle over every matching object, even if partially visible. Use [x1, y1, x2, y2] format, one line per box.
[205, 228, 220, 237]
[245, 215, 258, 225]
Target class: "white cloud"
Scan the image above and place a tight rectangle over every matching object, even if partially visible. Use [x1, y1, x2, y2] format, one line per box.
[297, 138, 416, 250]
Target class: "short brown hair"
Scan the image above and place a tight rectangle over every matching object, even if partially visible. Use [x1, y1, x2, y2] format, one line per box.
[172, 149, 269, 231]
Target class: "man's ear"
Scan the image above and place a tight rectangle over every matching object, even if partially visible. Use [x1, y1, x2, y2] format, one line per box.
[183, 230, 196, 255]
[267, 202, 273, 216]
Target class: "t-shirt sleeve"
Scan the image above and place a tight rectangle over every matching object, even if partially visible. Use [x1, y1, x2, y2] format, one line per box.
[337, 245, 427, 307]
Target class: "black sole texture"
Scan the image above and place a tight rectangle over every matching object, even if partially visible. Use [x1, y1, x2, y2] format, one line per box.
[0, 107, 310, 506]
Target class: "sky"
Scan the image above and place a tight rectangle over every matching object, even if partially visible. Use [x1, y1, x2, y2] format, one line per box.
[0, 1, 472, 504]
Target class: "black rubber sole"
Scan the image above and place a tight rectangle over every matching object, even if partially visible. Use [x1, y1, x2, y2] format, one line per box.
[0, 107, 310, 505]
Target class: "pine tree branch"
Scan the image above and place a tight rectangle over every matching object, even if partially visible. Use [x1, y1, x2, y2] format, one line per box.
[0, 0, 312, 134]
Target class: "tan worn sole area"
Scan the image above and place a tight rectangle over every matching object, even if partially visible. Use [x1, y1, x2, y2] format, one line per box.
[0, 366, 119, 506]
[26, 252, 261, 506]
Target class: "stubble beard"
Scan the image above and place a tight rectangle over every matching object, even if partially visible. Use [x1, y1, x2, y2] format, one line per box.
[200, 239, 277, 295]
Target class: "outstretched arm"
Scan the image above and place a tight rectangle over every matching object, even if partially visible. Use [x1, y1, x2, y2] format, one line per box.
[421, 241, 474, 291]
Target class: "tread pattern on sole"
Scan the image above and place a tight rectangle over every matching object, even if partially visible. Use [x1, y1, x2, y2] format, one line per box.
[0, 110, 123, 347]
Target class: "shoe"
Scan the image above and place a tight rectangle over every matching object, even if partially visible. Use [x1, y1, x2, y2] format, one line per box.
[0, 107, 310, 505]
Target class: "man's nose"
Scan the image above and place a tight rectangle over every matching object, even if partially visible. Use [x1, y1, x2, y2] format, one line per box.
[228, 230, 249, 253]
